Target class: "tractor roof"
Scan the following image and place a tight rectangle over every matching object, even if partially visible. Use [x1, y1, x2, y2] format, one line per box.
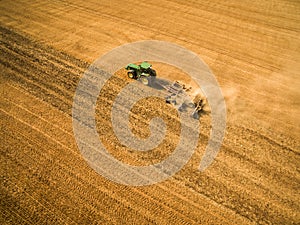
[126, 63, 140, 70]
[140, 61, 152, 69]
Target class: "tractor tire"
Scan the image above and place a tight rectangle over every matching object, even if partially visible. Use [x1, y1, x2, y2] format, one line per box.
[128, 72, 135, 79]
[150, 69, 157, 77]
[140, 77, 149, 85]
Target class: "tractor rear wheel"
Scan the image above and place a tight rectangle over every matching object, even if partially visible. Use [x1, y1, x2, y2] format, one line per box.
[150, 69, 156, 77]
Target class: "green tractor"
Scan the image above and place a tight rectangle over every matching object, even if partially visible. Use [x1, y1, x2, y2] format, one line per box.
[125, 61, 156, 86]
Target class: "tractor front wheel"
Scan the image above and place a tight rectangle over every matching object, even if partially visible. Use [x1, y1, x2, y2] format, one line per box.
[128, 72, 135, 79]
[140, 77, 149, 85]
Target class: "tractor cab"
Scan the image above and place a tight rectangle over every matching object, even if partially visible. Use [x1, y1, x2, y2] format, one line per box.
[140, 61, 152, 70]
[126, 63, 140, 71]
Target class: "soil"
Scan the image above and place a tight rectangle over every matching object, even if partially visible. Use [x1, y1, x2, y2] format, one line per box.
[1, 0, 299, 224]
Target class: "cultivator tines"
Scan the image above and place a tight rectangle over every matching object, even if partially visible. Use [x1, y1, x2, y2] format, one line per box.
[162, 81, 208, 119]
[164, 81, 185, 105]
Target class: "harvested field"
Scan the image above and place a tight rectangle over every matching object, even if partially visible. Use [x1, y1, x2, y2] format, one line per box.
[1, 0, 300, 224]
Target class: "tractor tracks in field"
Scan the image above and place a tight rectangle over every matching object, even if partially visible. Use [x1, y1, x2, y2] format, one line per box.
[1, 25, 299, 224]
[1, 26, 247, 224]
[0, 26, 85, 115]
[50, 0, 293, 73]
[1, 86, 235, 224]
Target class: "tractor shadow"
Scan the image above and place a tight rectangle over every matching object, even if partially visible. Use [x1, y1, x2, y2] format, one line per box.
[149, 78, 172, 90]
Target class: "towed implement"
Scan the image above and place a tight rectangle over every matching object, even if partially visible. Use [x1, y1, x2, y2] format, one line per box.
[163, 81, 207, 119]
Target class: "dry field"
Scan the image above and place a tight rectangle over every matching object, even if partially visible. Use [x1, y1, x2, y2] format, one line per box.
[1, 0, 300, 224]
